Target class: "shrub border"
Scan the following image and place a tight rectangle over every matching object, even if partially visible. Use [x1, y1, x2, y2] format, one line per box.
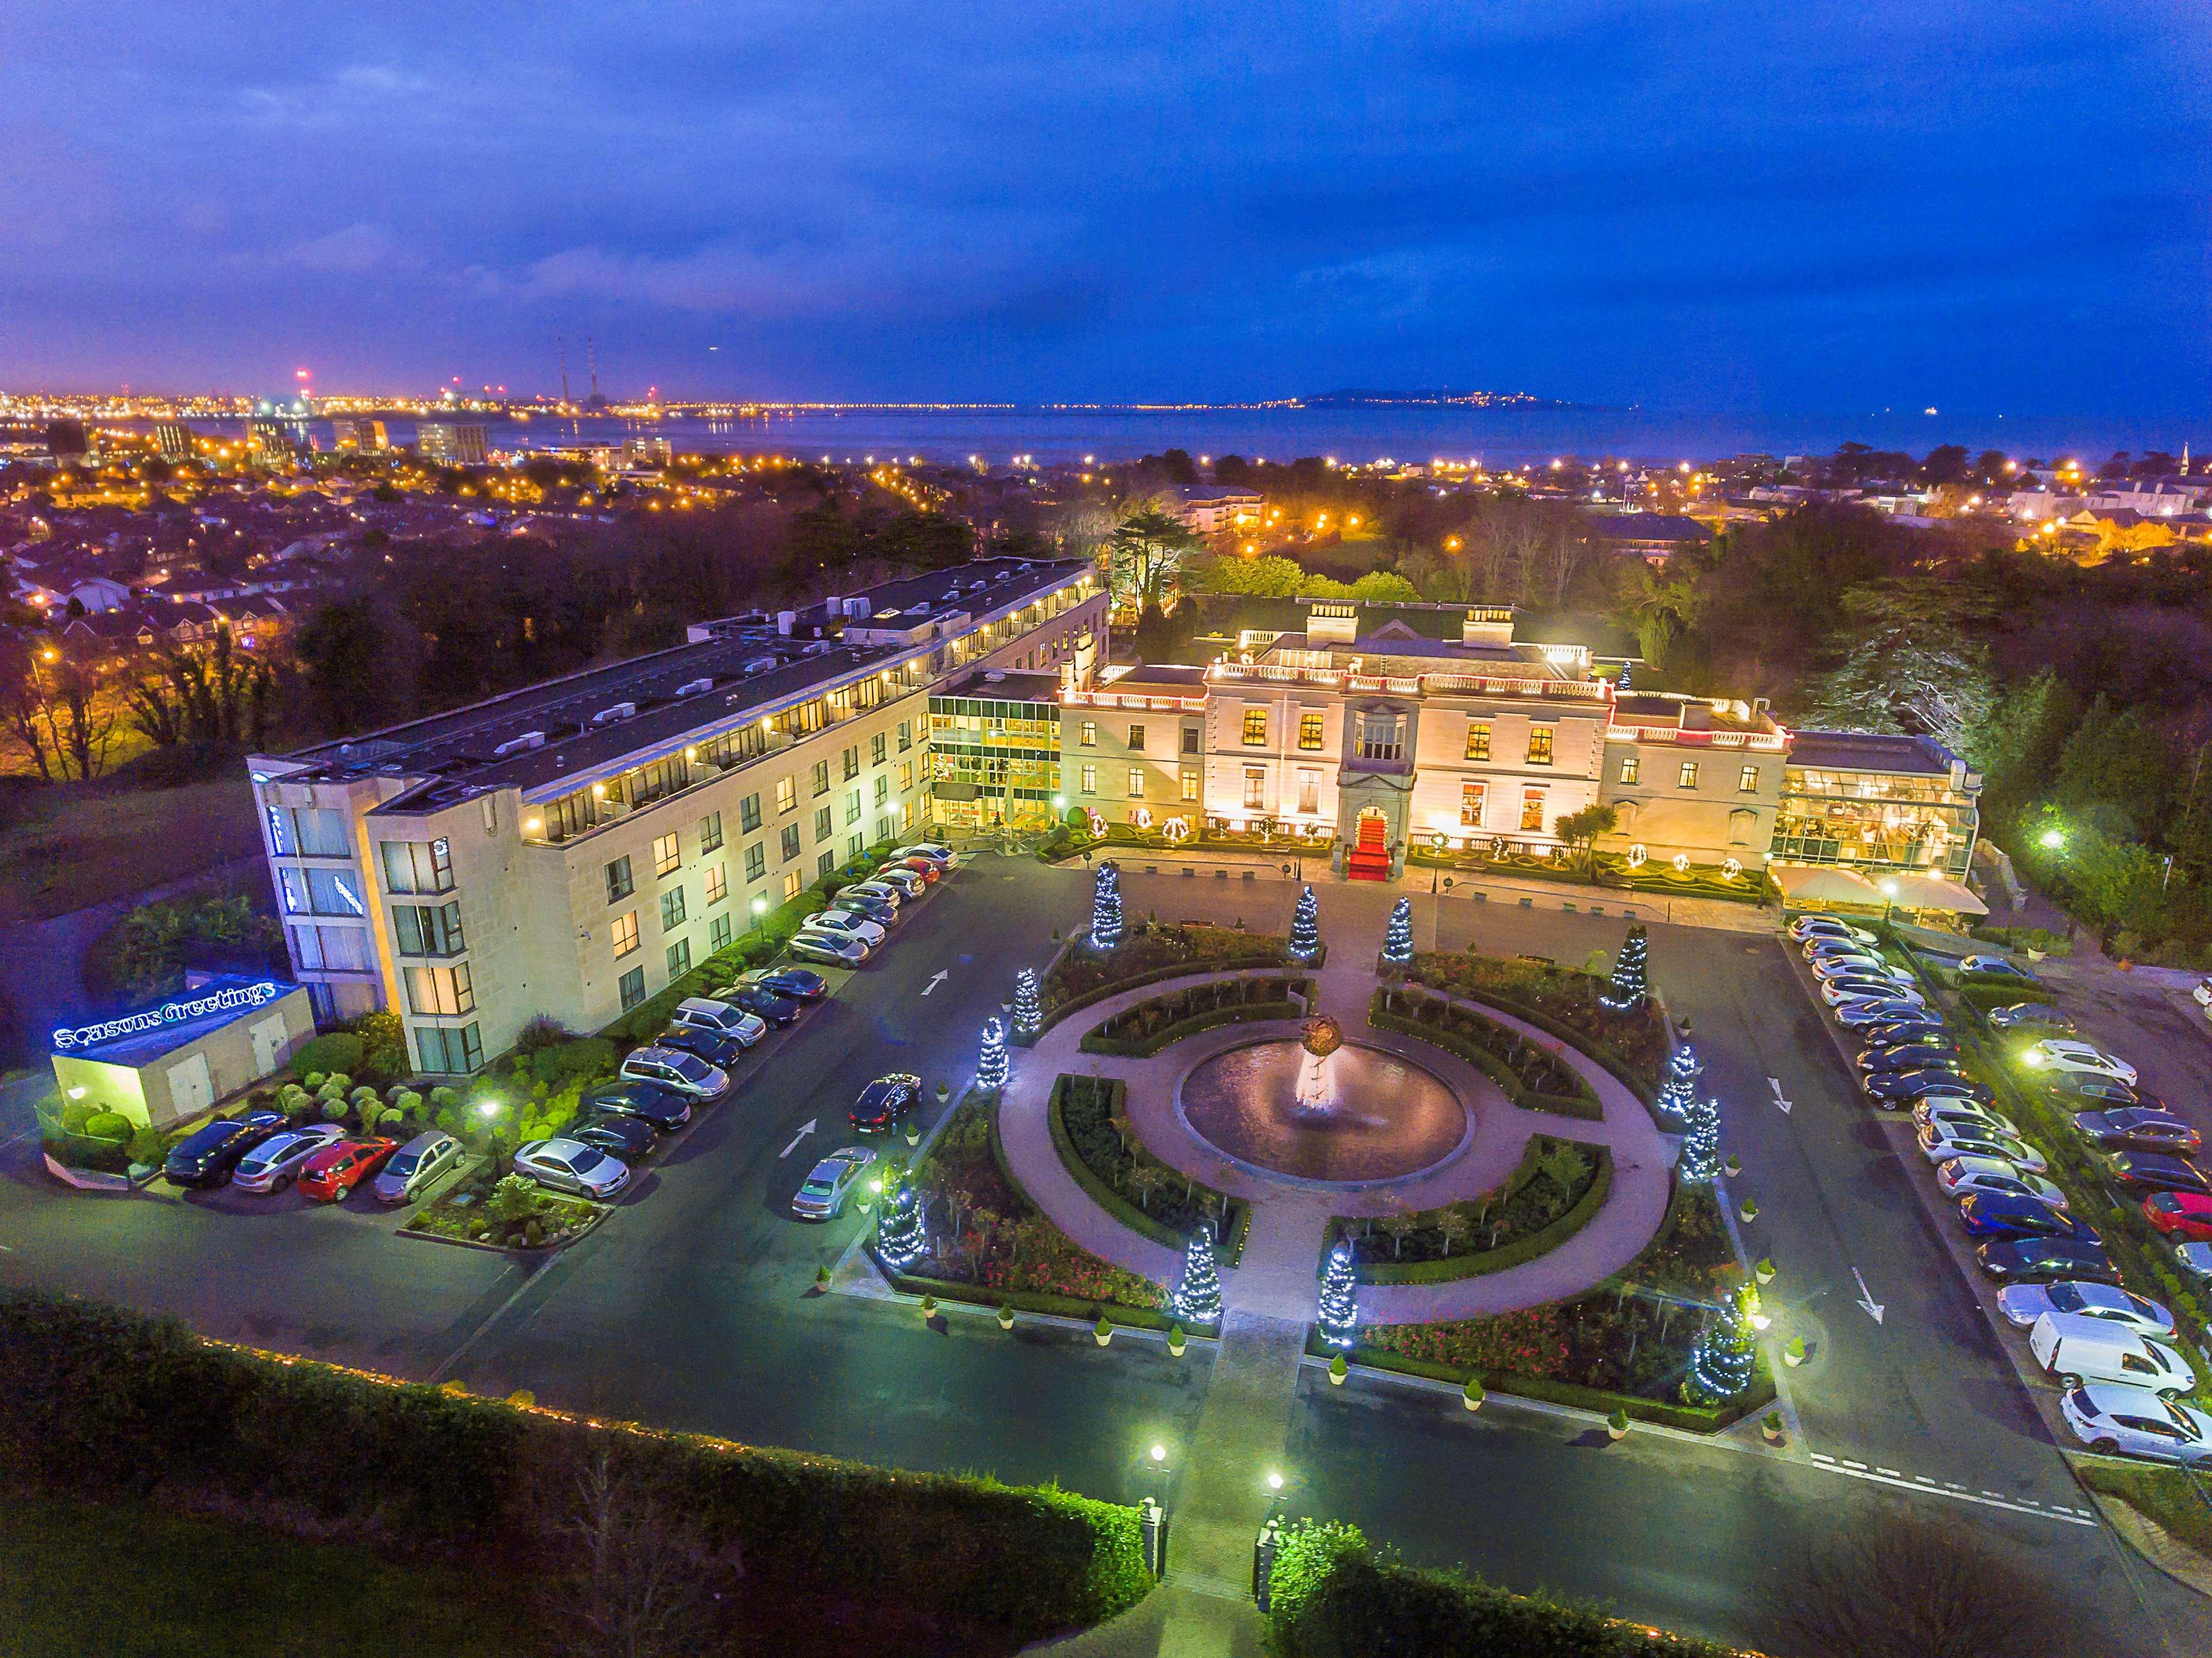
[1077, 983, 1310, 1057]
[1369, 996, 1603, 1121]
[1046, 1074, 1249, 1266]
[1330, 1333, 1775, 1432]
[1338, 1151, 1614, 1285]
[1036, 953, 1291, 1039]
[1399, 966, 1663, 1108]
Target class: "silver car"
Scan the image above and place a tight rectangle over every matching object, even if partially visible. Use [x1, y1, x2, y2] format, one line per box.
[372, 1131, 462, 1205]
[514, 1137, 631, 1199]
[2061, 1383, 2212, 1462]
[232, 1124, 347, 1193]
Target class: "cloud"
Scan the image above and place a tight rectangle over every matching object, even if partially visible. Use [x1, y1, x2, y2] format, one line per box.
[289, 222, 412, 275]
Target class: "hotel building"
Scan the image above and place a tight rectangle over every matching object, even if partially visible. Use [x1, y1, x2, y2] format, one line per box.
[247, 559, 1105, 1074]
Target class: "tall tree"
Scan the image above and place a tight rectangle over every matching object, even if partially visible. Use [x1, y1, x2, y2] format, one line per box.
[1107, 510, 1202, 613]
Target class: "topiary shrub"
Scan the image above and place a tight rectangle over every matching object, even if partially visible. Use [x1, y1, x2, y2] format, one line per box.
[126, 1127, 166, 1167]
[302, 1072, 325, 1090]
[321, 1099, 349, 1122]
[80, 1112, 131, 1142]
[291, 1035, 365, 1082]
[522, 1220, 546, 1247]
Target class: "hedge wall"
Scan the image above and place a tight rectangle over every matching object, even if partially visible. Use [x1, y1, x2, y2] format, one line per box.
[1342, 1154, 1613, 1285]
[1078, 976, 1311, 1057]
[1047, 1074, 1246, 1267]
[1266, 1520, 1742, 1657]
[1369, 997, 1603, 1121]
[1037, 955, 1291, 1038]
[0, 1293, 1150, 1644]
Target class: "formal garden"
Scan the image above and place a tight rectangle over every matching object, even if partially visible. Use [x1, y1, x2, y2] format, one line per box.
[1078, 973, 1312, 1057]
[401, 1170, 607, 1250]
[1328, 1135, 1610, 1283]
[1395, 947, 1669, 1097]
[1369, 985, 1600, 1118]
[1051, 1072, 1248, 1264]
[1035, 917, 1293, 1030]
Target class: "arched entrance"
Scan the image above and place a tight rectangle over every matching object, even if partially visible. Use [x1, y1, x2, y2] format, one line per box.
[1346, 806, 1393, 881]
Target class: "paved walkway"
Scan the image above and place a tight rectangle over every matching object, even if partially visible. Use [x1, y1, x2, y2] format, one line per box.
[996, 936, 1675, 1326]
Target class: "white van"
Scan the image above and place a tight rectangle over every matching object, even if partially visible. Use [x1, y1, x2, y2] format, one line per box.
[2030, 1311, 2196, 1397]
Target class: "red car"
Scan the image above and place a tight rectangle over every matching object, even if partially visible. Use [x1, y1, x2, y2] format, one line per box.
[298, 1137, 397, 1203]
[2142, 1190, 2212, 1242]
[886, 857, 940, 884]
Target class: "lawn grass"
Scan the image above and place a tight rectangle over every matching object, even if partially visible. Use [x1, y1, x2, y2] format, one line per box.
[0, 1495, 543, 1658]
[0, 777, 262, 923]
[2074, 1461, 2212, 1557]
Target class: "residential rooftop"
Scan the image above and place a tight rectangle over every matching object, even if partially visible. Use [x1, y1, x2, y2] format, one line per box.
[1787, 730, 1968, 777]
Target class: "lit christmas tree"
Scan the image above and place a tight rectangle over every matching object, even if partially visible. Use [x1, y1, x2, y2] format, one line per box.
[976, 1016, 1010, 1093]
[1656, 1041, 1700, 1122]
[1682, 1283, 1758, 1405]
[877, 1182, 927, 1270]
[1617, 660, 1633, 692]
[1090, 862, 1124, 953]
[1170, 1221, 1222, 1325]
[1677, 1092, 1722, 1183]
[1013, 968, 1042, 1037]
[1600, 924, 1649, 1012]
[1382, 897, 1414, 966]
[1317, 1238, 1359, 1348]
[1288, 885, 1321, 962]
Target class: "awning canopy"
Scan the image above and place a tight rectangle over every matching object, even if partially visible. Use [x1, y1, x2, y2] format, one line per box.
[1770, 863, 1988, 916]
[1880, 871, 1988, 916]
[1771, 865, 1883, 905]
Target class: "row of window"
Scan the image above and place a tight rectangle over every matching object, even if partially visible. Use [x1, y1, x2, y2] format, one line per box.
[1078, 764, 1202, 802]
[1075, 720, 1203, 755]
[1615, 756, 1762, 792]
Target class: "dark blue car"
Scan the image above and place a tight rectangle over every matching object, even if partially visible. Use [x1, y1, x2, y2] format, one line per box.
[1957, 1192, 2098, 1242]
[755, 968, 828, 1003]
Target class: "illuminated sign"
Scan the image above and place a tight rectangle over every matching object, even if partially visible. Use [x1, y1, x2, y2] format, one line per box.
[52, 981, 285, 1053]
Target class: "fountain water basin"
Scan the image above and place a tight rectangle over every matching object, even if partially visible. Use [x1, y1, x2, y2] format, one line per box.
[1179, 1029, 1470, 1186]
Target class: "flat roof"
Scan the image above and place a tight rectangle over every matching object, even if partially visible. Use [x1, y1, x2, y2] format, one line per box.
[54, 976, 304, 1065]
[271, 557, 1088, 806]
[1788, 730, 1962, 776]
[935, 669, 1065, 704]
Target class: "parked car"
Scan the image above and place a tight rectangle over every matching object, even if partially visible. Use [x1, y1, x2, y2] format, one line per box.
[840, 879, 906, 911]
[891, 841, 959, 869]
[1809, 951, 1894, 980]
[2050, 1075, 2152, 1111]
[2177, 1240, 2212, 1280]
[232, 1124, 348, 1193]
[1791, 916, 1876, 946]
[2103, 1152, 2212, 1197]
[514, 1137, 631, 1200]
[1936, 1157, 2069, 1208]
[2059, 1383, 2212, 1461]
[2075, 1110, 2203, 1157]
[831, 893, 899, 928]
[1959, 954, 2038, 982]
[570, 1114, 656, 1161]
[725, 983, 800, 1026]
[1861, 1018, 1950, 1048]
[850, 1073, 923, 1132]
[659, 1025, 748, 1070]
[2143, 1191, 2212, 1242]
[1917, 1124, 2047, 1171]
[1977, 1236, 2121, 1285]
[1823, 975, 1924, 1008]
[619, 1046, 726, 1099]
[2033, 1312, 2196, 1397]
[1998, 1279, 2173, 1337]
[869, 867, 927, 899]
[800, 909, 886, 949]
[591, 1080, 694, 1130]
[2020, 1039, 2138, 1087]
[791, 1146, 876, 1219]
[298, 1137, 398, 1203]
[1957, 1192, 2096, 1242]
[885, 856, 941, 884]
[1866, 1070, 1991, 1109]
[2193, 977, 2212, 1009]
[370, 1131, 462, 1205]
[162, 1111, 287, 1189]
[1914, 1099, 2021, 1140]
[1987, 1003, 2078, 1034]
[1835, 997, 1936, 1029]
[749, 966, 828, 1001]
[668, 996, 768, 1048]
[787, 931, 869, 968]
[1858, 1044, 1961, 1076]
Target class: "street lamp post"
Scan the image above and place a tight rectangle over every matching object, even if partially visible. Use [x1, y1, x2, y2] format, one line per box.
[1429, 832, 1448, 894]
[1878, 877, 1899, 929]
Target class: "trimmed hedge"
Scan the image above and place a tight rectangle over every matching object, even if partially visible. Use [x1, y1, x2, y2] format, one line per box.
[0, 1292, 1151, 1643]
[1047, 1074, 1246, 1266]
[1343, 1153, 1613, 1285]
[1334, 1338, 1770, 1433]
[1370, 995, 1603, 1121]
[1078, 976, 1312, 1057]
[886, 1267, 1187, 1335]
[1038, 954, 1290, 1037]
[1956, 977, 2058, 1009]
[1267, 1519, 1742, 1656]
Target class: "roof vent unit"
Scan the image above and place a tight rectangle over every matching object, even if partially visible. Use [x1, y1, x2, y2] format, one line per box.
[912, 601, 929, 616]
[802, 640, 835, 656]
[777, 610, 797, 635]
[676, 677, 714, 698]
[741, 654, 779, 676]
[590, 701, 637, 726]
[493, 731, 546, 757]
[843, 597, 873, 619]
[984, 671, 1006, 683]
[968, 579, 986, 592]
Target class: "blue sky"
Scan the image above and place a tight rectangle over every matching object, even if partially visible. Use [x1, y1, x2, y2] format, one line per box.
[4, 2, 2206, 416]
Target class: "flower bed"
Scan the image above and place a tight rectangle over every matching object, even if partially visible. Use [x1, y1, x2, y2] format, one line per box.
[1349, 1286, 1773, 1431]
[401, 1170, 605, 1250]
[1404, 845, 1763, 905]
[1369, 987, 1600, 1119]
[882, 1098, 1169, 1320]
[1037, 923, 1289, 1030]
[1400, 950, 1668, 1100]
[1048, 1073, 1245, 1266]
[1330, 1137, 1610, 1284]
[1078, 976, 1312, 1057]
[1607, 1183, 1740, 1299]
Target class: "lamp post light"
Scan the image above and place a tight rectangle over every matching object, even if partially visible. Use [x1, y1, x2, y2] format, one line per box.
[750, 894, 769, 936]
[2039, 828, 2065, 852]
[1878, 877, 1899, 929]
[1430, 832, 1448, 894]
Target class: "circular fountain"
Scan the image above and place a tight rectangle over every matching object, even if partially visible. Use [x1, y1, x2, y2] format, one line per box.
[1178, 1015, 1471, 1185]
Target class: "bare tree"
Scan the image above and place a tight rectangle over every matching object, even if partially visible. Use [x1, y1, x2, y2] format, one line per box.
[553, 1440, 729, 1658]
[1762, 1510, 2067, 1658]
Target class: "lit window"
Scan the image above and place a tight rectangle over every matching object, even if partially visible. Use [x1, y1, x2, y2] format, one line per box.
[899, 761, 913, 791]
[1466, 722, 1491, 761]
[1081, 720, 1097, 746]
[1081, 764, 1097, 795]
[1299, 712, 1324, 751]
[1739, 765, 1760, 792]
[775, 776, 796, 813]
[1619, 755, 1639, 784]
[1243, 708, 1268, 746]
[782, 870, 802, 900]
[1128, 768, 1145, 798]
[612, 911, 640, 958]
[1679, 761, 1700, 789]
[1461, 783, 1486, 826]
[653, 833, 680, 878]
[704, 863, 726, 905]
[1243, 766, 1266, 810]
[1181, 767, 1200, 802]
[1520, 788, 1546, 833]
[1526, 726, 1554, 766]
[1357, 712, 1405, 762]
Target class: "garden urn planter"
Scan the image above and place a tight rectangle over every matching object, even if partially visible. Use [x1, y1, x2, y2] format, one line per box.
[1755, 1258, 1776, 1285]
[1168, 1325, 1185, 1357]
[997, 1304, 1016, 1331]
[919, 1295, 938, 1323]
[1094, 1317, 1113, 1346]
[1462, 1379, 1484, 1412]
[1328, 1355, 1347, 1386]
[1761, 1412, 1786, 1445]
[1785, 1337, 1806, 1368]
[1605, 1410, 1630, 1441]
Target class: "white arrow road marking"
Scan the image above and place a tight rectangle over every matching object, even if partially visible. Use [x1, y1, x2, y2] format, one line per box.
[922, 970, 949, 996]
[1852, 1267, 1887, 1323]
[1768, 1076, 1793, 1115]
[780, 1118, 818, 1159]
